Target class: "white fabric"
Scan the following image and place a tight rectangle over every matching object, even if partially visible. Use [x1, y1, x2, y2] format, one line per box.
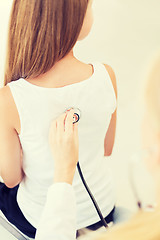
[35, 183, 76, 240]
[7, 62, 117, 229]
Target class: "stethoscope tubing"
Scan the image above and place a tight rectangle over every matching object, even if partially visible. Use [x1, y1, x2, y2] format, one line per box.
[77, 162, 108, 228]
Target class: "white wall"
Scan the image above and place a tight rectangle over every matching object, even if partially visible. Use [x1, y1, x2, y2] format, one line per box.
[0, 0, 12, 86]
[0, 0, 160, 210]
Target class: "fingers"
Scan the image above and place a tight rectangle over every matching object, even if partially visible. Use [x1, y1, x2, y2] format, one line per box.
[65, 109, 74, 133]
[56, 112, 66, 135]
[50, 109, 78, 138]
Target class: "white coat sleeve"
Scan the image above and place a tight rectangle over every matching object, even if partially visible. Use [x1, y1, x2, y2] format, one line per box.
[35, 183, 77, 240]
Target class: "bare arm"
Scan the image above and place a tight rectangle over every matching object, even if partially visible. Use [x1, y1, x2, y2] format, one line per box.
[104, 64, 117, 156]
[0, 86, 23, 188]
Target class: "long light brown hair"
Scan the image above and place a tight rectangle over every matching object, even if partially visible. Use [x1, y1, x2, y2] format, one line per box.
[4, 0, 89, 86]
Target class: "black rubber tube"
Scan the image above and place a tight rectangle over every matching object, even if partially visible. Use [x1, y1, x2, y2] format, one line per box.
[77, 162, 108, 228]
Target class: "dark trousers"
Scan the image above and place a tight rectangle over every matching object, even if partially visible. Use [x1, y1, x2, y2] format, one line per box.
[0, 183, 36, 238]
[0, 182, 115, 239]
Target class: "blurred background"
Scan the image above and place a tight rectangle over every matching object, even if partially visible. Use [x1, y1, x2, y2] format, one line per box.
[0, 2, 160, 237]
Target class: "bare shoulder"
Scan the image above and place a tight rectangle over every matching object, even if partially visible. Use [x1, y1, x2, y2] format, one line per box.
[0, 86, 20, 133]
[0, 86, 12, 110]
[103, 64, 117, 98]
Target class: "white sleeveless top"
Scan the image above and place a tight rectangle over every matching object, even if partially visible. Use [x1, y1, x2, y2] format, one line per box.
[7, 62, 117, 229]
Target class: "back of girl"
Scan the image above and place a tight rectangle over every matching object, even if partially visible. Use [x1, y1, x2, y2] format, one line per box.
[0, 0, 117, 238]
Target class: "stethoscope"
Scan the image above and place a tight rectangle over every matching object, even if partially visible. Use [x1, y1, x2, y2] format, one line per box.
[67, 107, 109, 229]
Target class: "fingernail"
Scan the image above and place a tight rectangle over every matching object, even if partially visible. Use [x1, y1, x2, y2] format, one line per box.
[65, 108, 72, 112]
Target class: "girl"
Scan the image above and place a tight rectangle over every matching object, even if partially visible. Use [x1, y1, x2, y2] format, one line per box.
[0, 0, 117, 238]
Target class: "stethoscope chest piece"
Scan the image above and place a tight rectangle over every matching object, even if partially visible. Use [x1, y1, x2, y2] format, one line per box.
[65, 107, 81, 124]
[73, 108, 81, 124]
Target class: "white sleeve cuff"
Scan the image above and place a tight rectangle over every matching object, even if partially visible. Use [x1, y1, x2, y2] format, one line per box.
[35, 183, 76, 240]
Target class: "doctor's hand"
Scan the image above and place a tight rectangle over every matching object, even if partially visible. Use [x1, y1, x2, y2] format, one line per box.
[49, 109, 79, 185]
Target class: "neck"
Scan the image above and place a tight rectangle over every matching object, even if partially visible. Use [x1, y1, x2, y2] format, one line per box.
[29, 48, 80, 82]
[67, 49, 74, 57]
